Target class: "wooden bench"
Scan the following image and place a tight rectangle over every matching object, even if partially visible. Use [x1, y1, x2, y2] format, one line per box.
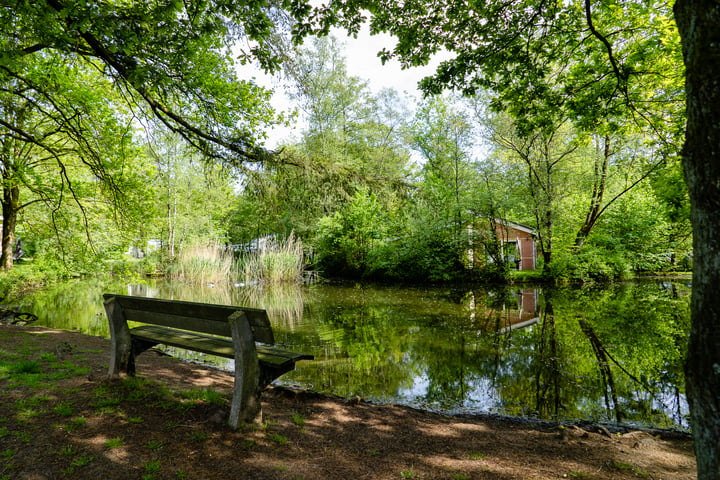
[103, 293, 313, 428]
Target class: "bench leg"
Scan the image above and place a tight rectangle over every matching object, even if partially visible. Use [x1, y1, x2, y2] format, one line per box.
[228, 312, 262, 429]
[105, 297, 134, 376]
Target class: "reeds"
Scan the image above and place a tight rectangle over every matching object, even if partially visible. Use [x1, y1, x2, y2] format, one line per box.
[233, 283, 305, 328]
[169, 241, 236, 285]
[241, 233, 305, 284]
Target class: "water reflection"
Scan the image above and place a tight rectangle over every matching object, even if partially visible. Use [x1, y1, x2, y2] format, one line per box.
[20, 278, 690, 429]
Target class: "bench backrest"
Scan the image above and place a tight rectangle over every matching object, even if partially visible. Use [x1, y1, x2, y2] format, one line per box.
[103, 294, 274, 344]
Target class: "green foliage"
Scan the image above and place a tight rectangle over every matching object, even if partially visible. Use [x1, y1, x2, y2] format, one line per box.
[227, 35, 412, 270]
[2, 0, 298, 274]
[411, 94, 478, 226]
[315, 189, 391, 277]
[400, 467, 415, 478]
[0, 265, 62, 303]
[52, 402, 75, 417]
[65, 417, 87, 433]
[8, 361, 41, 375]
[290, 411, 305, 427]
[145, 440, 164, 452]
[545, 249, 630, 284]
[289, 0, 689, 287]
[104, 437, 124, 449]
[365, 225, 468, 282]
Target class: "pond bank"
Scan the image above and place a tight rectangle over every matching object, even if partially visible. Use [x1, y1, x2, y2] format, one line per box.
[0, 324, 696, 480]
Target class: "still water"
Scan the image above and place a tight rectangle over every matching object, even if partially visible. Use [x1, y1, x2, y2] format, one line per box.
[20, 278, 691, 430]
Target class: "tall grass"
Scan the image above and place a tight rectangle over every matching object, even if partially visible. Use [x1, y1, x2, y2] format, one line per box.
[169, 241, 236, 285]
[241, 233, 305, 284]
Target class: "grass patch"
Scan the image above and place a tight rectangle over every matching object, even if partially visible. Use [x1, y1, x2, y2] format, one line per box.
[143, 458, 161, 479]
[468, 452, 488, 460]
[9, 360, 41, 375]
[400, 467, 415, 478]
[612, 461, 649, 476]
[291, 411, 305, 427]
[169, 241, 236, 286]
[71, 454, 95, 467]
[104, 436, 124, 449]
[92, 397, 122, 408]
[178, 388, 225, 407]
[59, 445, 78, 456]
[145, 440, 164, 451]
[240, 233, 305, 284]
[39, 353, 57, 362]
[267, 433, 288, 445]
[65, 417, 87, 433]
[165, 420, 180, 430]
[52, 401, 75, 417]
[568, 471, 590, 478]
[16, 407, 43, 424]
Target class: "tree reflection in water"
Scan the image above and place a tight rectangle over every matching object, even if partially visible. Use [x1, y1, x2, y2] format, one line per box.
[21, 278, 691, 429]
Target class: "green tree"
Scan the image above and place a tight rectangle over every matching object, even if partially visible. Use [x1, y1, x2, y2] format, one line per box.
[315, 188, 390, 276]
[411, 94, 476, 230]
[0, 53, 146, 271]
[1, 0, 287, 270]
[227, 35, 411, 247]
[488, 113, 579, 265]
[145, 129, 236, 259]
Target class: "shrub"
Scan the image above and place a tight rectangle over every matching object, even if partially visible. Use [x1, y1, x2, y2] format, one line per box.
[545, 248, 630, 284]
[365, 227, 476, 283]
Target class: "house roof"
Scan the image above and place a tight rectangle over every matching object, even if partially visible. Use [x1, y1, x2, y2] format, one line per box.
[496, 219, 538, 237]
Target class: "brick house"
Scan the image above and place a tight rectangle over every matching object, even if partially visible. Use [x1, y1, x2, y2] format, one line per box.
[467, 219, 538, 271]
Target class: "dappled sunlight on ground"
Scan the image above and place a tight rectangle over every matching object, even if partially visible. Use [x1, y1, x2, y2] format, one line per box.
[0, 324, 697, 480]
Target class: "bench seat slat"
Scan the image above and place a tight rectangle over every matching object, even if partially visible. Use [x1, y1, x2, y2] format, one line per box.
[104, 294, 275, 343]
[126, 309, 233, 337]
[130, 325, 312, 369]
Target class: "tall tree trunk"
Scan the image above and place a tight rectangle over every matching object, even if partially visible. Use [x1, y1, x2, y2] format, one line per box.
[1, 183, 19, 271]
[575, 135, 610, 249]
[674, 1, 720, 477]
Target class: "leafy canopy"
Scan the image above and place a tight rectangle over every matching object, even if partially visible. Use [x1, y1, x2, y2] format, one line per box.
[1, 0, 313, 167]
[294, 0, 684, 148]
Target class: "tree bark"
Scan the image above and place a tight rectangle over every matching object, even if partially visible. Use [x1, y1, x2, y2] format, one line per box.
[674, 0, 720, 477]
[574, 135, 609, 249]
[1, 182, 19, 271]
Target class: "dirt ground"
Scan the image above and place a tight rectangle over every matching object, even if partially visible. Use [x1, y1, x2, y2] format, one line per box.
[0, 324, 697, 480]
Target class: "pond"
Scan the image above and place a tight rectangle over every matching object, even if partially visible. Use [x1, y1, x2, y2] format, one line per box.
[18, 277, 691, 430]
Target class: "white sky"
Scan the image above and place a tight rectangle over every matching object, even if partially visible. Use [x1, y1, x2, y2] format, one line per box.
[253, 26, 449, 148]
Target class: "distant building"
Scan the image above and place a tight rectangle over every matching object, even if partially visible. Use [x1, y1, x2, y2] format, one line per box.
[468, 219, 538, 271]
[127, 239, 162, 258]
